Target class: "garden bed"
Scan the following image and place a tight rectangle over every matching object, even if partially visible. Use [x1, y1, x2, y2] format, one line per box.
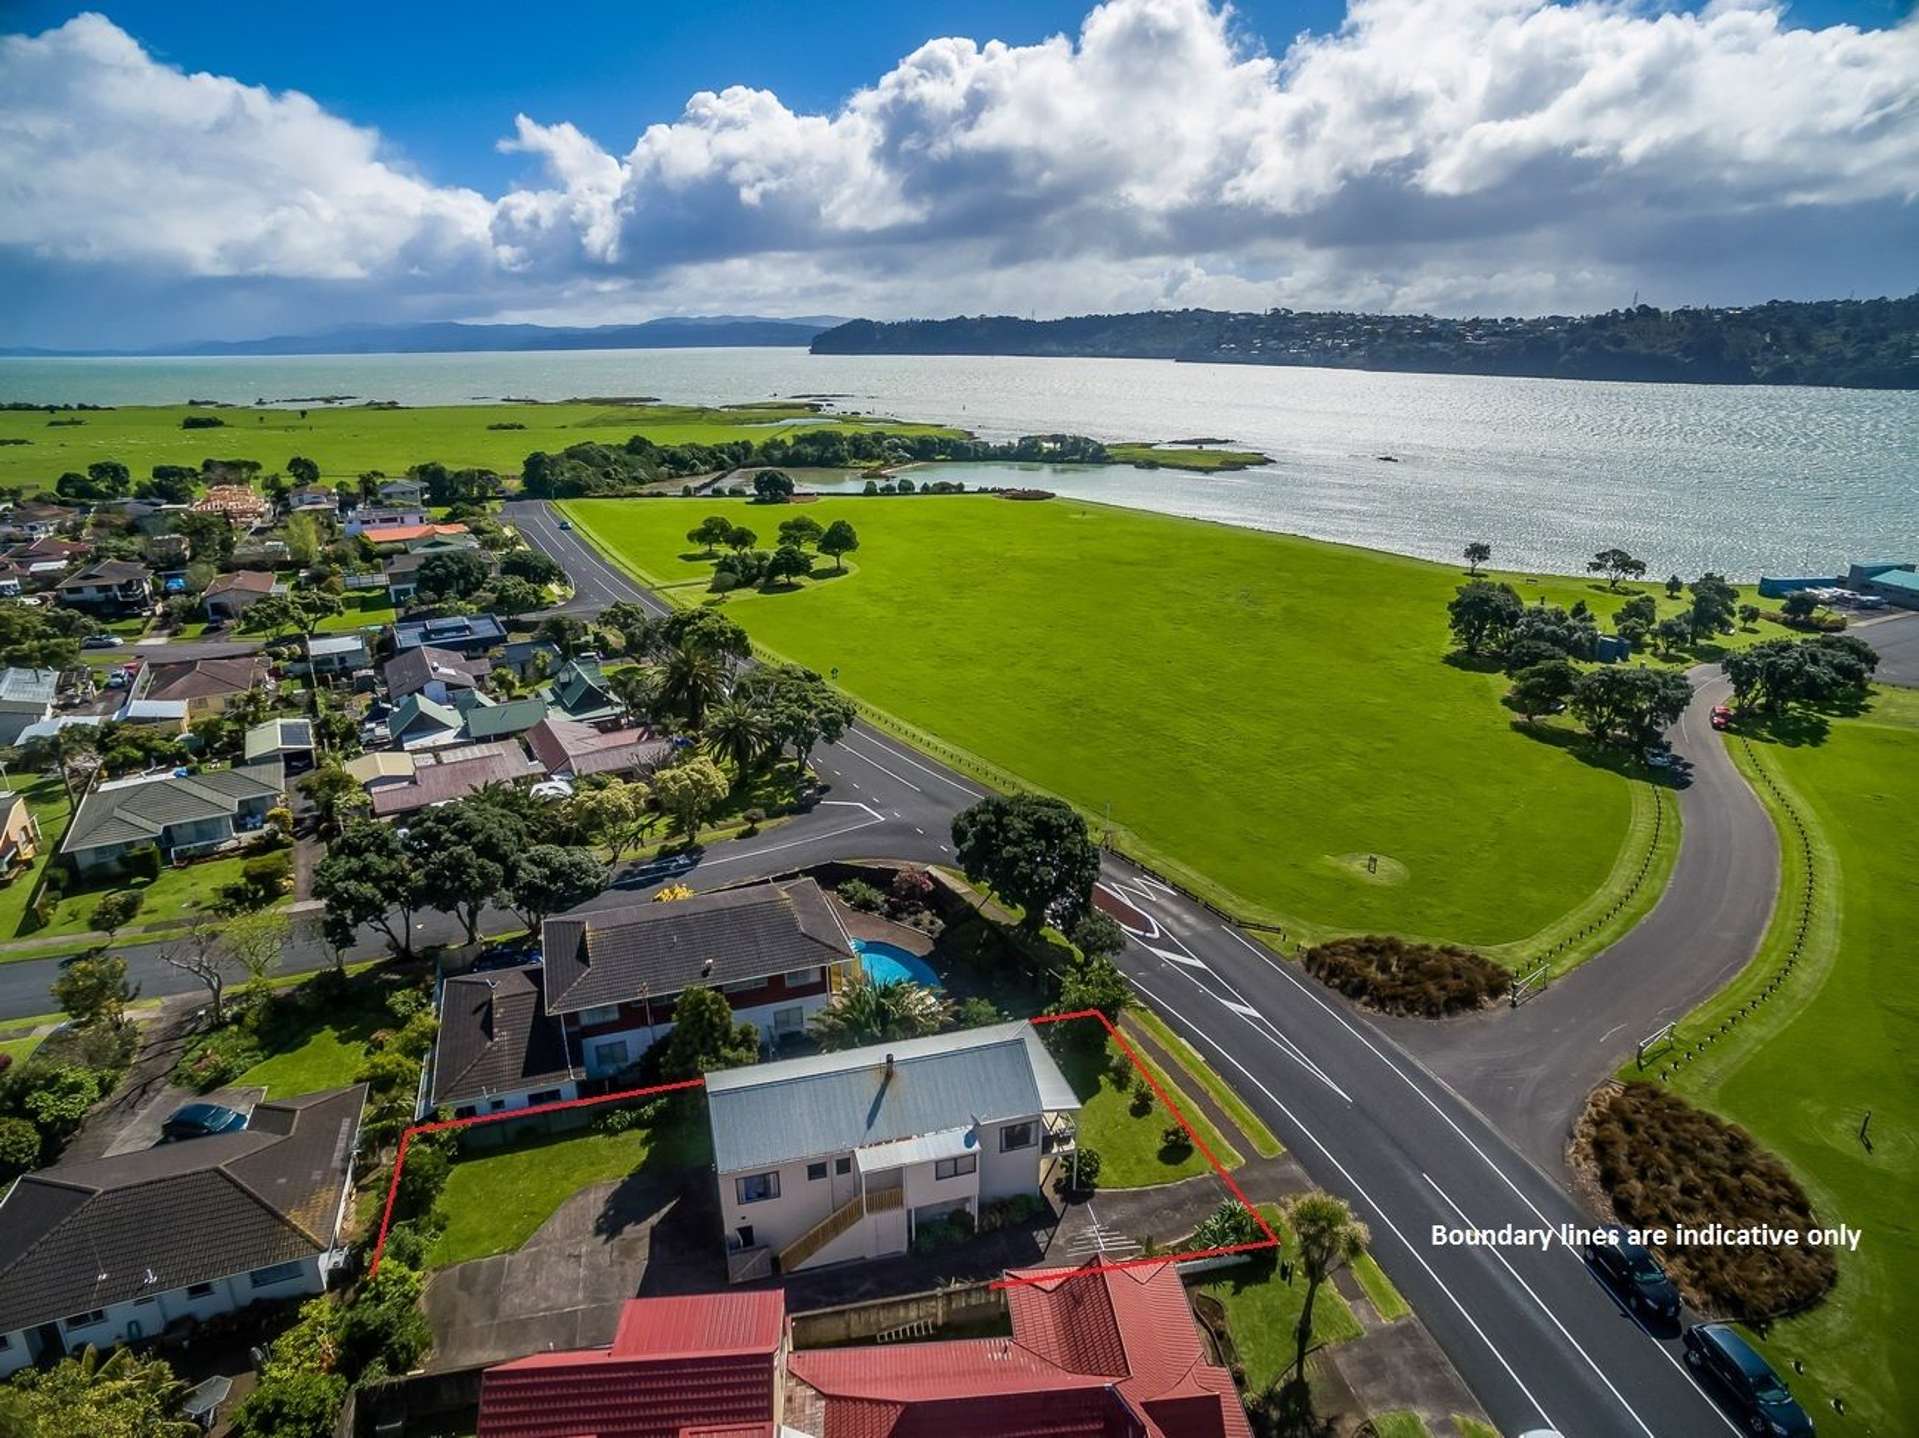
[1301, 935, 1510, 1016]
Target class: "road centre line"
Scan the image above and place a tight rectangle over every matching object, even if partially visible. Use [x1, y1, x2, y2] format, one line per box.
[832, 740, 924, 793]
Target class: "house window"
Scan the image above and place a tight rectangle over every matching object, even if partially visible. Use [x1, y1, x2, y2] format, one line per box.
[528, 1090, 563, 1106]
[488, 1099, 507, 1111]
[591, 1039, 630, 1072]
[454, 1105, 477, 1120]
[249, 1261, 305, 1289]
[1000, 1121, 1038, 1152]
[935, 1154, 978, 1181]
[735, 1171, 781, 1205]
[63, 1310, 106, 1330]
[807, 1161, 828, 1181]
[579, 1004, 621, 1025]
[772, 1006, 804, 1035]
[185, 1283, 215, 1299]
[835, 1156, 852, 1176]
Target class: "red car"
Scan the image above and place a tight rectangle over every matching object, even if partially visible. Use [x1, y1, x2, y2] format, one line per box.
[1710, 704, 1733, 730]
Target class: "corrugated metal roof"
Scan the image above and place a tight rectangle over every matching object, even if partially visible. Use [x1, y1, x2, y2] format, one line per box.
[705, 1023, 1077, 1175]
[854, 1125, 977, 1174]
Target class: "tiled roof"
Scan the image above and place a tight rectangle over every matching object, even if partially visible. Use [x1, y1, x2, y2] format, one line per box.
[430, 965, 580, 1108]
[702, 1021, 1075, 1176]
[57, 558, 150, 589]
[142, 655, 265, 702]
[203, 569, 275, 596]
[541, 878, 851, 1016]
[0, 1086, 365, 1334]
[524, 716, 671, 778]
[362, 523, 469, 546]
[383, 645, 490, 699]
[63, 762, 283, 854]
[477, 1292, 783, 1438]
[368, 743, 542, 817]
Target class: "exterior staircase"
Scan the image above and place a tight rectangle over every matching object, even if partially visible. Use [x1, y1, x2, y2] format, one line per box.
[778, 1193, 867, 1273]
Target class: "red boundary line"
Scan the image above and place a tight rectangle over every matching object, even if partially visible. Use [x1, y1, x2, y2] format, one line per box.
[368, 1013, 1277, 1281]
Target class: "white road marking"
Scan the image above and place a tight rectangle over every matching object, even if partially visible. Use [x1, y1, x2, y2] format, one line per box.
[833, 739, 925, 793]
[702, 813, 884, 866]
[846, 732, 984, 798]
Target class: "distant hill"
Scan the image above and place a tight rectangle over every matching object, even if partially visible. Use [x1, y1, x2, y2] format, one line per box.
[812, 297, 1919, 390]
[1, 315, 854, 359]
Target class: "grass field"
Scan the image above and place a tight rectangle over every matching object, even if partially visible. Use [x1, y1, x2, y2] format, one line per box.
[0, 401, 958, 492]
[1064, 1037, 1242, 1187]
[0, 778, 74, 941]
[311, 592, 398, 632]
[1645, 688, 1919, 1431]
[234, 986, 391, 1098]
[564, 495, 1688, 945]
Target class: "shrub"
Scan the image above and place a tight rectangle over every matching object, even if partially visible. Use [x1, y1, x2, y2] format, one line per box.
[950, 996, 1005, 1031]
[978, 1192, 1044, 1233]
[229, 1369, 348, 1438]
[1161, 1123, 1194, 1158]
[21, 1064, 103, 1132]
[1129, 1076, 1154, 1117]
[90, 890, 143, 934]
[1584, 1084, 1836, 1321]
[910, 1206, 977, 1255]
[888, 866, 936, 916]
[596, 1098, 663, 1135]
[0, 1116, 41, 1178]
[391, 1144, 451, 1222]
[378, 1213, 445, 1271]
[230, 851, 294, 906]
[335, 1263, 432, 1379]
[176, 1025, 267, 1091]
[385, 985, 429, 1023]
[1057, 1143, 1102, 1195]
[1301, 935, 1510, 1016]
[384, 1009, 438, 1061]
[838, 878, 886, 913]
[1190, 1199, 1268, 1252]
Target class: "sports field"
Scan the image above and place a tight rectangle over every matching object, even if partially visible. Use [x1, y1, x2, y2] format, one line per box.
[563, 494, 1676, 946]
[0, 401, 955, 492]
[1652, 688, 1919, 1431]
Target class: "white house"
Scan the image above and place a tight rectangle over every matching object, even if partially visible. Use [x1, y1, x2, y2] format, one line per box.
[704, 1023, 1080, 1282]
[0, 668, 59, 748]
[343, 507, 426, 538]
[0, 1086, 365, 1376]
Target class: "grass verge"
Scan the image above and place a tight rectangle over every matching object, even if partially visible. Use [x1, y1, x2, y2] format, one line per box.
[1064, 1036, 1241, 1187]
[1123, 1008, 1283, 1158]
[1196, 1203, 1362, 1394]
[1352, 1252, 1410, 1322]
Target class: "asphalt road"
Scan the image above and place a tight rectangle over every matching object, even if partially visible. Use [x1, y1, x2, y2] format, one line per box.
[1859, 609, 1919, 687]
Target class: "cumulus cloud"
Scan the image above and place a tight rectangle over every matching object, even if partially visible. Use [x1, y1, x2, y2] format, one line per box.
[1, 0, 1915, 343]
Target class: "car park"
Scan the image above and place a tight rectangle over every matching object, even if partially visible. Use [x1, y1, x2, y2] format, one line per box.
[1683, 1323, 1814, 1435]
[1582, 1227, 1681, 1322]
[159, 1102, 249, 1143]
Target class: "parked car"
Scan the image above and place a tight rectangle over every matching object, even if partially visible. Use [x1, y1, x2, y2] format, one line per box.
[159, 1102, 249, 1143]
[557, 519, 573, 530]
[106, 666, 131, 688]
[1711, 704, 1734, 731]
[1583, 1227, 1681, 1321]
[82, 633, 124, 649]
[1646, 748, 1675, 768]
[1683, 1323, 1814, 1436]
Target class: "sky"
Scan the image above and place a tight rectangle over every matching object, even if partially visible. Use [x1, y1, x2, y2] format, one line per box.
[1, 0, 1915, 347]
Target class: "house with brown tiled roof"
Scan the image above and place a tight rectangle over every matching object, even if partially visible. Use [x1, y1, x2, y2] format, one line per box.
[191, 484, 270, 526]
[0, 1086, 366, 1378]
[427, 964, 583, 1119]
[126, 653, 269, 724]
[523, 715, 671, 780]
[201, 569, 281, 622]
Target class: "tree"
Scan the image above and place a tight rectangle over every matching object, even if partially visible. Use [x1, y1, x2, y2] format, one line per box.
[1687, 572, 1739, 641]
[653, 756, 731, 838]
[724, 523, 758, 554]
[224, 909, 291, 1004]
[1462, 540, 1491, 576]
[158, 917, 248, 1024]
[609, 663, 660, 723]
[705, 699, 773, 778]
[1446, 580, 1522, 656]
[657, 645, 731, 730]
[172, 509, 236, 564]
[1507, 658, 1578, 721]
[1725, 635, 1876, 714]
[228, 1369, 348, 1438]
[733, 663, 856, 769]
[410, 802, 523, 943]
[6, 1347, 198, 1438]
[818, 518, 860, 572]
[286, 455, 321, 485]
[763, 542, 812, 586]
[500, 548, 564, 586]
[1781, 590, 1820, 624]
[563, 779, 655, 867]
[1653, 614, 1695, 654]
[811, 972, 954, 1050]
[1738, 602, 1762, 628]
[52, 953, 137, 1029]
[1569, 666, 1692, 748]
[778, 514, 824, 548]
[952, 794, 1100, 935]
[299, 761, 368, 838]
[282, 511, 323, 567]
[1665, 573, 1685, 599]
[89, 890, 143, 938]
[1053, 950, 1131, 1027]
[0, 1117, 41, 1180]
[488, 575, 546, 618]
[414, 550, 491, 602]
[656, 986, 760, 1079]
[505, 845, 606, 932]
[751, 470, 795, 503]
[687, 515, 735, 557]
[1070, 911, 1127, 960]
[1587, 547, 1646, 590]
[1284, 1192, 1371, 1384]
[659, 606, 751, 662]
[313, 820, 422, 958]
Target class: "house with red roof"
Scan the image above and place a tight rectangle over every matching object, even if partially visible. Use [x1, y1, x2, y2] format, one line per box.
[477, 1290, 786, 1438]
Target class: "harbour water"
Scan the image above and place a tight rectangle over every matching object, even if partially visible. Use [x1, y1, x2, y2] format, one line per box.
[3, 348, 1912, 578]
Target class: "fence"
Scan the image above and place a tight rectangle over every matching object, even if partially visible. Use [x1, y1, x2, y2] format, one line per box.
[1520, 784, 1669, 985]
[790, 1281, 1006, 1348]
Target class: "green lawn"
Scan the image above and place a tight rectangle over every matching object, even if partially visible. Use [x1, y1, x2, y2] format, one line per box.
[429, 1104, 712, 1268]
[0, 1032, 46, 1066]
[1064, 1036, 1240, 1188]
[234, 986, 392, 1098]
[1453, 1418, 1500, 1438]
[1124, 1008, 1283, 1159]
[27, 851, 275, 942]
[0, 402, 958, 492]
[1106, 443, 1270, 472]
[0, 777, 74, 940]
[1198, 1203, 1363, 1394]
[311, 593, 397, 632]
[1352, 1251, 1411, 1322]
[1367, 1414, 1433, 1438]
[1646, 687, 1919, 1431]
[565, 495, 1666, 946]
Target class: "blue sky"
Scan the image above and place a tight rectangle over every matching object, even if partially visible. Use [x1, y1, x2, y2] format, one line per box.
[1, 0, 1915, 346]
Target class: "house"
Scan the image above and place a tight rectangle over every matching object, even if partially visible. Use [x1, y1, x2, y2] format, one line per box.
[362, 522, 471, 550]
[366, 741, 543, 818]
[477, 1291, 786, 1438]
[391, 614, 507, 657]
[0, 791, 44, 881]
[496, 638, 563, 681]
[127, 654, 269, 724]
[0, 502, 80, 541]
[14, 714, 101, 749]
[4, 536, 90, 570]
[383, 645, 490, 707]
[705, 1023, 1079, 1280]
[286, 486, 339, 514]
[232, 538, 291, 569]
[0, 1086, 366, 1378]
[427, 965, 583, 1118]
[201, 570, 280, 622]
[343, 751, 415, 792]
[343, 507, 426, 538]
[461, 696, 549, 744]
[54, 558, 153, 614]
[788, 1256, 1254, 1437]
[383, 544, 490, 604]
[389, 694, 465, 751]
[61, 761, 284, 872]
[191, 485, 271, 527]
[0, 667, 59, 746]
[545, 655, 624, 725]
[524, 715, 671, 780]
[376, 478, 426, 507]
[243, 718, 315, 774]
[306, 632, 371, 677]
[540, 879, 857, 1079]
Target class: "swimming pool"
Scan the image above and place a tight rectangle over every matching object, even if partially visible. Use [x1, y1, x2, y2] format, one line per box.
[852, 939, 943, 989]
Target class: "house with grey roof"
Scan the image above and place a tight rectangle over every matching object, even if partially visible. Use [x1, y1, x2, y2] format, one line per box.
[427, 965, 582, 1119]
[460, 695, 549, 744]
[60, 762, 284, 873]
[523, 715, 671, 780]
[389, 693, 465, 751]
[0, 1085, 366, 1377]
[383, 644, 490, 704]
[0, 667, 59, 747]
[705, 1024, 1080, 1282]
[305, 631, 371, 678]
[540, 879, 857, 1080]
[54, 558, 153, 614]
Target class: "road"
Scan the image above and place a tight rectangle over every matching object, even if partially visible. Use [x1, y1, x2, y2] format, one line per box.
[1858, 609, 1919, 687]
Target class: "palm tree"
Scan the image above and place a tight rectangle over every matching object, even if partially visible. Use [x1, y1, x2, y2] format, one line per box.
[609, 663, 660, 724]
[53, 723, 101, 802]
[1285, 1191, 1370, 1385]
[657, 645, 730, 731]
[811, 972, 954, 1050]
[705, 698, 772, 780]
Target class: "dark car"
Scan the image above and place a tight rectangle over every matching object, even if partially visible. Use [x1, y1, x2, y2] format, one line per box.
[159, 1102, 249, 1143]
[1683, 1323, 1814, 1436]
[1584, 1227, 1681, 1321]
